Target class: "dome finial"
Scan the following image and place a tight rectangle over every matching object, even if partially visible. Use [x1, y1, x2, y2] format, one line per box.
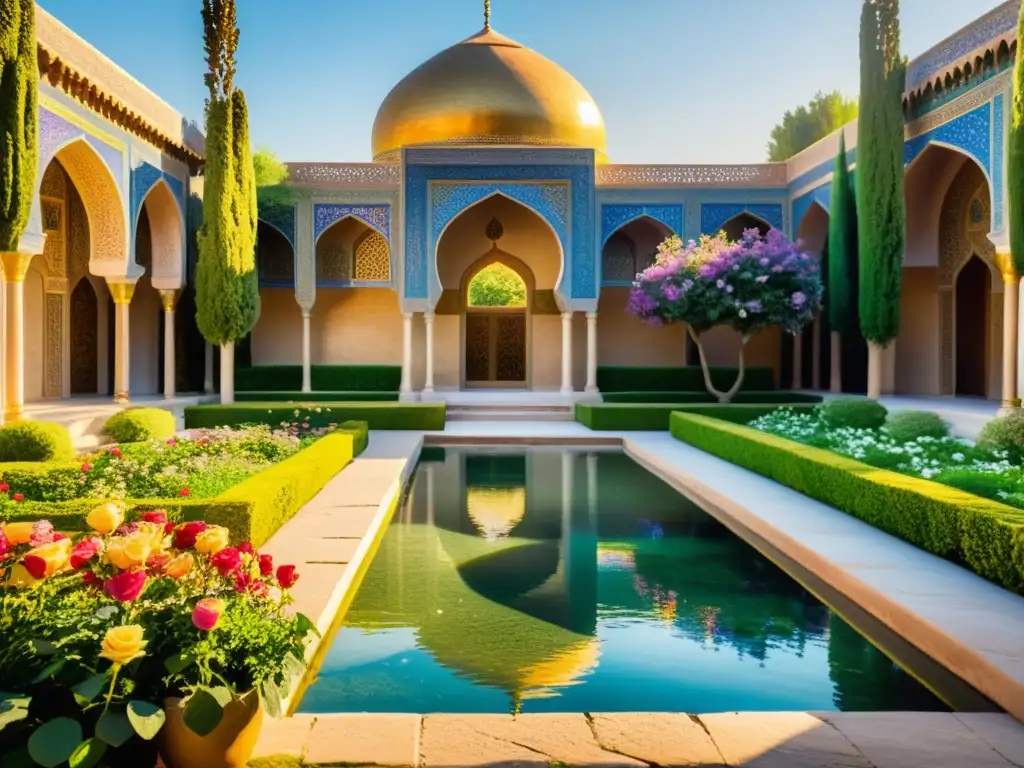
[483, 0, 491, 30]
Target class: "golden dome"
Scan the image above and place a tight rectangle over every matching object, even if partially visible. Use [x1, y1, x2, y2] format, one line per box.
[371, 26, 607, 161]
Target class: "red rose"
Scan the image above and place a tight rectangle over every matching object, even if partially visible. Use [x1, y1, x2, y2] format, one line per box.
[250, 579, 269, 598]
[211, 547, 241, 576]
[234, 571, 252, 592]
[276, 564, 299, 589]
[104, 570, 147, 602]
[0, 529, 9, 556]
[258, 554, 273, 576]
[52, 533, 66, 541]
[82, 571, 99, 587]
[22, 555, 47, 579]
[178, 488, 191, 497]
[81, 464, 92, 472]
[70, 537, 102, 569]
[108, 447, 122, 458]
[164, 522, 175, 534]
[13, 493, 24, 502]
[141, 510, 167, 525]
[173, 521, 207, 549]
[0, 483, 8, 492]
[238, 541, 254, 556]
[191, 597, 224, 631]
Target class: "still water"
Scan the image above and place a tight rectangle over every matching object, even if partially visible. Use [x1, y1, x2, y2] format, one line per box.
[299, 448, 948, 714]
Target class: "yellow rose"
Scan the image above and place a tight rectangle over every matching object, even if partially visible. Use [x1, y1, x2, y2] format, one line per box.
[194, 526, 230, 555]
[24, 538, 72, 578]
[164, 552, 195, 579]
[5, 563, 42, 588]
[86, 502, 125, 535]
[105, 532, 152, 571]
[99, 625, 147, 666]
[136, 522, 167, 551]
[2, 522, 35, 546]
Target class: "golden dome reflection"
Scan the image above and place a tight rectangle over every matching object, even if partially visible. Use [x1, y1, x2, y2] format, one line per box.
[371, 27, 607, 161]
[466, 486, 526, 541]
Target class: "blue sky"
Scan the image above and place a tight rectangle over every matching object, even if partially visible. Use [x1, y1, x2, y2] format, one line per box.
[39, 0, 1000, 164]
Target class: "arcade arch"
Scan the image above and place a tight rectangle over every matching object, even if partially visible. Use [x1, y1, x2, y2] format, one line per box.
[249, 221, 299, 366]
[718, 212, 771, 241]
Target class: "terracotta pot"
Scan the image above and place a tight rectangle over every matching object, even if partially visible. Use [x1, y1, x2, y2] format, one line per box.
[159, 690, 263, 768]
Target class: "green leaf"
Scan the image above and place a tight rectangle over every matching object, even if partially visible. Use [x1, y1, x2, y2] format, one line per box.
[0, 746, 33, 768]
[126, 700, 165, 741]
[32, 658, 67, 684]
[27, 718, 83, 768]
[30, 640, 59, 656]
[94, 606, 119, 621]
[72, 672, 109, 706]
[0, 693, 31, 732]
[95, 710, 134, 747]
[295, 613, 319, 639]
[182, 688, 225, 737]
[261, 680, 283, 720]
[163, 650, 196, 675]
[69, 738, 107, 768]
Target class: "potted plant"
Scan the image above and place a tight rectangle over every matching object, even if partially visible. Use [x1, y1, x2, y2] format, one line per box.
[0, 505, 315, 768]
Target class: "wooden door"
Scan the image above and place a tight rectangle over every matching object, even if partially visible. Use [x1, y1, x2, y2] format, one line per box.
[465, 312, 526, 386]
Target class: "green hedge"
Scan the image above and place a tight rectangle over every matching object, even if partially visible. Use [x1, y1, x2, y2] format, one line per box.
[601, 391, 822, 404]
[670, 412, 1024, 593]
[104, 407, 177, 443]
[576, 403, 819, 431]
[0, 423, 371, 548]
[235, 365, 401, 392]
[597, 365, 776, 393]
[185, 402, 445, 431]
[236, 391, 399, 403]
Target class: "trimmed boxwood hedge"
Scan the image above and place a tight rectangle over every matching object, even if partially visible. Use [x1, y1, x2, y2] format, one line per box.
[601, 391, 822, 404]
[576, 403, 820, 431]
[185, 402, 445, 431]
[0, 423, 371, 548]
[103, 407, 177, 443]
[236, 391, 399, 403]
[597, 365, 775, 393]
[235, 365, 401, 392]
[669, 412, 1024, 593]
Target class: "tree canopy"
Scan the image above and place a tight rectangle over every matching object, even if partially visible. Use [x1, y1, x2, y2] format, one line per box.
[253, 147, 288, 188]
[827, 131, 858, 334]
[468, 263, 527, 308]
[767, 91, 859, 162]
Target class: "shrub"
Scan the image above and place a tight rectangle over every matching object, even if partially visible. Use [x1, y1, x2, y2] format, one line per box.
[575, 403, 820, 431]
[670, 412, 1024, 593]
[601, 391, 822, 404]
[103, 407, 177, 443]
[236, 390, 399, 403]
[339, 420, 370, 455]
[185, 403, 445, 431]
[821, 397, 888, 429]
[0, 421, 75, 462]
[979, 409, 1024, 463]
[234, 365, 401, 392]
[597, 366, 776, 393]
[884, 410, 949, 442]
[0, 462, 83, 502]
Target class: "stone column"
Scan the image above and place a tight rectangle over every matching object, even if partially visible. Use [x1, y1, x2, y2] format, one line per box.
[996, 251, 1018, 410]
[585, 312, 598, 393]
[561, 311, 574, 394]
[107, 280, 136, 404]
[792, 332, 803, 390]
[423, 312, 435, 395]
[1, 253, 34, 422]
[159, 290, 180, 400]
[400, 312, 414, 399]
[204, 343, 214, 394]
[301, 307, 312, 393]
[811, 314, 822, 390]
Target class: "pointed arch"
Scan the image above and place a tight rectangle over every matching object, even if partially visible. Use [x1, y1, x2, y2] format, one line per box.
[600, 205, 682, 247]
[700, 203, 782, 239]
[717, 211, 773, 241]
[601, 215, 672, 284]
[313, 205, 390, 245]
[795, 200, 830, 257]
[137, 178, 183, 287]
[461, 248, 537, 307]
[258, 220, 296, 287]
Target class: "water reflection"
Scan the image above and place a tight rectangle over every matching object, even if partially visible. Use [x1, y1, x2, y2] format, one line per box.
[299, 449, 948, 714]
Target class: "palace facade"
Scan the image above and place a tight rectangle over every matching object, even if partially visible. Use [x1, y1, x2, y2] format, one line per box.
[2, 1, 1020, 417]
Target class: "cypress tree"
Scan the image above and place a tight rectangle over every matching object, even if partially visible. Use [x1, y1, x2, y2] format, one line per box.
[1009, 0, 1024, 276]
[195, 0, 258, 404]
[0, 0, 38, 252]
[856, 0, 906, 398]
[827, 131, 857, 392]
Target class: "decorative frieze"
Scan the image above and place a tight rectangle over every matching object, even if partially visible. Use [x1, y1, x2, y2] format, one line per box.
[597, 164, 786, 188]
[288, 163, 400, 187]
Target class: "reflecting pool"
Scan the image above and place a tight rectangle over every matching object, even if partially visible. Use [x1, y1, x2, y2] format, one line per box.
[299, 448, 949, 714]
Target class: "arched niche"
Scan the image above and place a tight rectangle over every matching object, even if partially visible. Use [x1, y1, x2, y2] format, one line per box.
[601, 216, 672, 284]
[718, 212, 771, 241]
[136, 179, 183, 288]
[257, 220, 296, 286]
[315, 216, 391, 286]
[795, 201, 829, 257]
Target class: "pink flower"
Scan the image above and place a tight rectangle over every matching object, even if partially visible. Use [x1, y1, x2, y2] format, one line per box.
[234, 571, 252, 592]
[29, 521, 55, 547]
[211, 547, 242, 576]
[192, 597, 224, 631]
[70, 537, 102, 569]
[108, 447, 122, 458]
[140, 510, 168, 525]
[276, 564, 299, 589]
[179, 488, 191, 497]
[81, 463, 92, 472]
[173, 521, 207, 549]
[258, 554, 274, 576]
[0, 528, 9, 557]
[104, 570, 147, 602]
[166, 438, 177, 447]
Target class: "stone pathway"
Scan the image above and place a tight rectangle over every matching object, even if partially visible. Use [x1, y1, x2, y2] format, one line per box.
[253, 711, 1024, 767]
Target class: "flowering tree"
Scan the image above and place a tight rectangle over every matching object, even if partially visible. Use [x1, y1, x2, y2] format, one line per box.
[627, 228, 823, 402]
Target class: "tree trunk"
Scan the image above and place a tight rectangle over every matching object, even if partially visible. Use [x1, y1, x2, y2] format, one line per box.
[866, 341, 884, 399]
[220, 341, 235, 405]
[830, 331, 843, 393]
[688, 326, 748, 403]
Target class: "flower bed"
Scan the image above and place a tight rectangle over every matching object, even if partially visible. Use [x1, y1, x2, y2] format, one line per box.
[185, 402, 446, 431]
[748, 408, 1023, 508]
[575, 402, 820, 431]
[0, 511, 314, 767]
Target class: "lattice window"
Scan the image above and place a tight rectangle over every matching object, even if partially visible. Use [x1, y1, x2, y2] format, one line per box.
[602, 231, 636, 282]
[258, 229, 295, 284]
[317, 248, 351, 282]
[354, 230, 390, 281]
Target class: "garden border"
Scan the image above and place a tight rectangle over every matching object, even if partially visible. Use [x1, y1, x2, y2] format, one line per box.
[576, 402, 820, 430]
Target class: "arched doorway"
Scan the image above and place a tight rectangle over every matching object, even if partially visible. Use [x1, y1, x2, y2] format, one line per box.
[435, 195, 562, 390]
[955, 255, 990, 397]
[718, 212, 771, 241]
[70, 278, 99, 394]
[463, 246, 531, 387]
[130, 207, 163, 395]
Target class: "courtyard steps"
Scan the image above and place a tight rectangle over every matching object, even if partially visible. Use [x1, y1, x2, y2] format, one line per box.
[445, 404, 575, 422]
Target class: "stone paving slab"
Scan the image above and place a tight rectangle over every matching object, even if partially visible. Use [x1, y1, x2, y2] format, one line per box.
[251, 712, 1024, 766]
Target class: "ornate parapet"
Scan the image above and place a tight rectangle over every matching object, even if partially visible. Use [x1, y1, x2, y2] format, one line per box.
[287, 163, 401, 189]
[596, 164, 787, 188]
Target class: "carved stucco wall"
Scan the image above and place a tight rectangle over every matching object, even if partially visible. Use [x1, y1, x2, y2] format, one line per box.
[937, 160, 1002, 397]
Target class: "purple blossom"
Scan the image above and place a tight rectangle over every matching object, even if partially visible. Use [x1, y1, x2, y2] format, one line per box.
[791, 291, 807, 308]
[661, 284, 682, 302]
[756, 275, 769, 283]
[745, 300, 762, 313]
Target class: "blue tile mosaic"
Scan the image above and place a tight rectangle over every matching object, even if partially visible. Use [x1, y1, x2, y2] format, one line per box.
[904, 103, 992, 177]
[700, 203, 784, 236]
[38, 107, 126, 196]
[259, 204, 297, 247]
[601, 204, 683, 245]
[993, 93, 1004, 233]
[905, 2, 1017, 86]
[130, 161, 187, 235]
[313, 204, 390, 243]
